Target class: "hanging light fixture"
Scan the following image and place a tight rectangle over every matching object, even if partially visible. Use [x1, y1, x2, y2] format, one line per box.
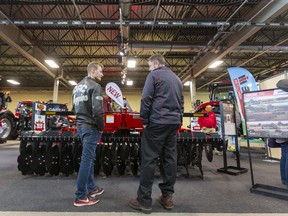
[7, 79, 20, 85]
[208, 60, 223, 68]
[126, 80, 133, 86]
[45, 59, 59, 68]
[68, 80, 77, 86]
[119, 48, 125, 56]
[127, 59, 136, 68]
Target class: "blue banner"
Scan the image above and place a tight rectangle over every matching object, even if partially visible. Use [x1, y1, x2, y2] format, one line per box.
[228, 67, 258, 119]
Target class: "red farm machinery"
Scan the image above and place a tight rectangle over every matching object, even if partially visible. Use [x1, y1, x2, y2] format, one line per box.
[17, 89, 223, 178]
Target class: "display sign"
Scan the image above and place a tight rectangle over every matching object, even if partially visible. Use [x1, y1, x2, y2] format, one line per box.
[222, 103, 236, 136]
[106, 115, 115, 123]
[32, 102, 47, 131]
[243, 89, 288, 138]
[105, 82, 124, 107]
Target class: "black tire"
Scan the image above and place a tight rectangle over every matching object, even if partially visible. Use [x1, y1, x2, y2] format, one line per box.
[129, 143, 139, 177]
[72, 141, 82, 173]
[60, 142, 74, 176]
[185, 142, 192, 166]
[205, 144, 213, 162]
[196, 144, 203, 168]
[116, 143, 128, 176]
[32, 141, 47, 176]
[46, 142, 60, 176]
[191, 144, 197, 166]
[101, 144, 113, 177]
[0, 113, 16, 140]
[17, 144, 33, 175]
[94, 144, 102, 175]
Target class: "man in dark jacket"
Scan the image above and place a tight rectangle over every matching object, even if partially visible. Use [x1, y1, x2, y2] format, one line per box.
[129, 54, 184, 213]
[72, 62, 104, 207]
[49, 115, 69, 130]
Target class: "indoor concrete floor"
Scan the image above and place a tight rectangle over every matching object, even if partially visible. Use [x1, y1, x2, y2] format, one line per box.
[1, 140, 288, 216]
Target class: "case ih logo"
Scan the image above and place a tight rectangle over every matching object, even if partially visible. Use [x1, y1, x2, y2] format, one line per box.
[238, 75, 250, 92]
[238, 75, 248, 84]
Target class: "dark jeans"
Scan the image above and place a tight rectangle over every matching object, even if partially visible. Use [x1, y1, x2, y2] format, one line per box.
[280, 143, 288, 186]
[75, 127, 102, 199]
[137, 123, 180, 206]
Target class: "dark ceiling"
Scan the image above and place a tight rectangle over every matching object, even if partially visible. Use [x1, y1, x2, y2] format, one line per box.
[0, 0, 287, 92]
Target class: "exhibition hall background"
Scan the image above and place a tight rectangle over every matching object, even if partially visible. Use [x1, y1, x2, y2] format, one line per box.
[6, 89, 209, 128]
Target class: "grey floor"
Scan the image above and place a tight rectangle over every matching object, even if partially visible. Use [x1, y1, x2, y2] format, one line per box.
[0, 140, 288, 214]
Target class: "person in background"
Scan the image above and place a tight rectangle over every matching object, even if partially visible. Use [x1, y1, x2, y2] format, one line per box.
[129, 54, 184, 214]
[198, 105, 217, 133]
[276, 79, 288, 187]
[276, 139, 288, 187]
[72, 62, 105, 207]
[49, 115, 68, 130]
[198, 105, 221, 155]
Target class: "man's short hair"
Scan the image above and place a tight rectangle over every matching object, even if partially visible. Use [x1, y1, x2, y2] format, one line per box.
[87, 62, 104, 75]
[148, 54, 166, 65]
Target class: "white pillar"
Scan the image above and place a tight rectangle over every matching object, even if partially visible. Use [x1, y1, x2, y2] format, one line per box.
[53, 78, 59, 102]
[189, 77, 196, 111]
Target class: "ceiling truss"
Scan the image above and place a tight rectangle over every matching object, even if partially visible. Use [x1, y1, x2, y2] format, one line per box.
[0, 0, 287, 92]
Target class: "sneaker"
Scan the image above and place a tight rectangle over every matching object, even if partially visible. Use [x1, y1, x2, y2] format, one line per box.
[89, 186, 104, 198]
[73, 197, 99, 207]
[128, 198, 152, 214]
[158, 194, 173, 210]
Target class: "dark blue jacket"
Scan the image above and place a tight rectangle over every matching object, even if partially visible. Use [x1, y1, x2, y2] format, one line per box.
[140, 66, 184, 125]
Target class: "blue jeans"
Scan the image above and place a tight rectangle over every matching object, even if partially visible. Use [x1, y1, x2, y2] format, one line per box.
[75, 127, 102, 199]
[280, 143, 288, 186]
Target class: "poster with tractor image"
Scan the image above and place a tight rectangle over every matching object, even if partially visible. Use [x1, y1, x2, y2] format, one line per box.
[243, 88, 288, 139]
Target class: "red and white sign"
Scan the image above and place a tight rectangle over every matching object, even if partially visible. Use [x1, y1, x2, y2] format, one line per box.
[105, 82, 124, 107]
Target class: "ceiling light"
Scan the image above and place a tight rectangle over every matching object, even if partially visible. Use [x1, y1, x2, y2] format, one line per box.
[208, 60, 223, 68]
[68, 80, 77, 86]
[184, 81, 190, 86]
[7, 79, 20, 85]
[126, 80, 133, 86]
[45, 59, 59, 68]
[127, 59, 136, 68]
[119, 49, 125, 56]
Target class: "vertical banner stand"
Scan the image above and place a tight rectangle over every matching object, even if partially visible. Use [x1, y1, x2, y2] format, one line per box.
[242, 89, 288, 201]
[217, 101, 248, 175]
[246, 121, 288, 200]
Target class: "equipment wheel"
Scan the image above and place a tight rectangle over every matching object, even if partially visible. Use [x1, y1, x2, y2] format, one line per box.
[101, 144, 113, 176]
[17, 142, 33, 175]
[32, 141, 46, 176]
[205, 144, 213, 162]
[0, 113, 16, 140]
[129, 143, 139, 176]
[72, 141, 82, 173]
[116, 143, 129, 176]
[94, 144, 102, 175]
[191, 144, 197, 166]
[46, 142, 60, 176]
[60, 142, 74, 176]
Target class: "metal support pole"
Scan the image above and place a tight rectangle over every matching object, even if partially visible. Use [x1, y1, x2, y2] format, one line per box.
[189, 77, 196, 111]
[53, 78, 59, 102]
